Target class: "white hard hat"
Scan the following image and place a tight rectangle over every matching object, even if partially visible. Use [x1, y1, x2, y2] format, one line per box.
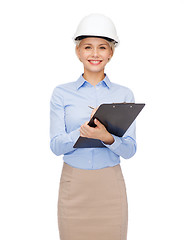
[73, 13, 119, 47]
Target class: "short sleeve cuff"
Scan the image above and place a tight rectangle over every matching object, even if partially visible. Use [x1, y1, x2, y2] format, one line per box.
[101, 134, 122, 151]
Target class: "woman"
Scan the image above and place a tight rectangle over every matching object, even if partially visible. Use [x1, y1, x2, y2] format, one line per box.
[50, 13, 136, 240]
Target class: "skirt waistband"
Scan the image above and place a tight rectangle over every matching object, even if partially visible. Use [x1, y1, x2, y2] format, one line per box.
[61, 162, 124, 183]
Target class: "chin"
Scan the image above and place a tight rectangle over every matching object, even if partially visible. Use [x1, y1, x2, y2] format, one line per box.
[87, 66, 106, 73]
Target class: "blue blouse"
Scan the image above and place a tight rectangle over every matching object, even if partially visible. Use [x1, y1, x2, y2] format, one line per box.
[50, 74, 137, 170]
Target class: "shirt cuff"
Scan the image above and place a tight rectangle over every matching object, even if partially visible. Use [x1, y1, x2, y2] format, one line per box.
[69, 128, 80, 143]
[101, 134, 122, 151]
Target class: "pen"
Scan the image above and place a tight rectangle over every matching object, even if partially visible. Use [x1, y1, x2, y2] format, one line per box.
[88, 105, 95, 110]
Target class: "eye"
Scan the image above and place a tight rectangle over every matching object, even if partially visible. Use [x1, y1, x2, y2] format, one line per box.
[100, 46, 106, 49]
[85, 46, 91, 49]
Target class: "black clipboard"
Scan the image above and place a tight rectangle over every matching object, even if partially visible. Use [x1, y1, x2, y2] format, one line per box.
[73, 102, 145, 148]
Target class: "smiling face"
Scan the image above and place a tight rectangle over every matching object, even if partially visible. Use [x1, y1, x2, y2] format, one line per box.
[76, 37, 113, 75]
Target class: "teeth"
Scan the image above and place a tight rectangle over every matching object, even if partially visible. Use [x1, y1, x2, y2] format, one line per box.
[89, 60, 101, 63]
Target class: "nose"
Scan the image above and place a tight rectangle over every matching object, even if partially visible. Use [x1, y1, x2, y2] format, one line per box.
[91, 48, 99, 58]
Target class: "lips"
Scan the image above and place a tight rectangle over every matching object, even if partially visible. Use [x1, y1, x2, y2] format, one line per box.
[88, 60, 102, 65]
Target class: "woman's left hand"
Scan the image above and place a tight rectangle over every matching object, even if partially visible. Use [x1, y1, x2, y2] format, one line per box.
[80, 119, 114, 145]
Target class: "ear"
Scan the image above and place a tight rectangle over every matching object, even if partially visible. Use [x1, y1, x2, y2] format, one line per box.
[108, 48, 113, 61]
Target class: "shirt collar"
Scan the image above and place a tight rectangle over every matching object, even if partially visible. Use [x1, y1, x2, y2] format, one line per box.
[75, 74, 112, 90]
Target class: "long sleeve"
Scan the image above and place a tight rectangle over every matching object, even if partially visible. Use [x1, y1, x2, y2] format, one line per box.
[101, 91, 137, 159]
[101, 122, 136, 159]
[50, 87, 80, 156]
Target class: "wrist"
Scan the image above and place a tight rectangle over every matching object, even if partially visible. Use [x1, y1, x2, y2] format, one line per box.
[102, 133, 114, 145]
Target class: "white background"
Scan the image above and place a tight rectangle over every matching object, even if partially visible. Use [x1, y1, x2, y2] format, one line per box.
[0, 0, 190, 239]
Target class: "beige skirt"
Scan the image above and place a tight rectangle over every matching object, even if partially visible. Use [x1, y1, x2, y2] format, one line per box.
[58, 162, 128, 240]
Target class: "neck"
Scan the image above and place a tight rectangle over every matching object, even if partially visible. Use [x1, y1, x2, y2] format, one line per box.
[83, 70, 105, 87]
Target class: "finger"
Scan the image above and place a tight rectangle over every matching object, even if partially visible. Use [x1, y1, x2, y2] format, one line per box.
[80, 128, 88, 137]
[81, 122, 90, 130]
[94, 118, 101, 126]
[91, 107, 99, 116]
[80, 126, 88, 134]
[94, 119, 106, 131]
[80, 132, 86, 137]
[91, 110, 96, 118]
[80, 122, 92, 135]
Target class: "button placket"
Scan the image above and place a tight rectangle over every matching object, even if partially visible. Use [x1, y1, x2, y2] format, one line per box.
[95, 84, 102, 106]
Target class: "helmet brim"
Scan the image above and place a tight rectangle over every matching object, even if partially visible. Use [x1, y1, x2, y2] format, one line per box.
[74, 35, 118, 46]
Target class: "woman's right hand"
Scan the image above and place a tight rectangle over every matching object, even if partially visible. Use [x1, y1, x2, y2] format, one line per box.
[90, 107, 99, 119]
